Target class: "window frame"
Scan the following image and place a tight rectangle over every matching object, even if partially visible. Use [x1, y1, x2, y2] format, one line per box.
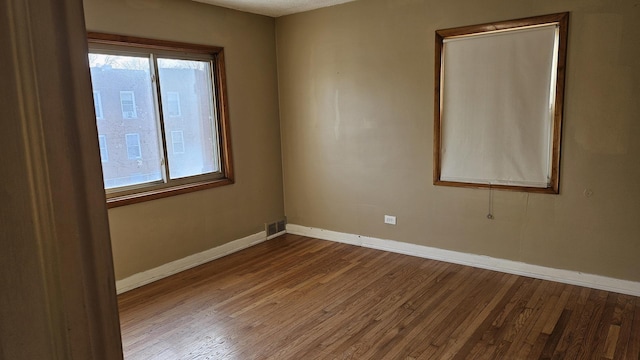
[433, 13, 569, 194]
[88, 32, 234, 208]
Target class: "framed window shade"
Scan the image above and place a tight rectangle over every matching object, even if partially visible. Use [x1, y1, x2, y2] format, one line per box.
[434, 13, 569, 194]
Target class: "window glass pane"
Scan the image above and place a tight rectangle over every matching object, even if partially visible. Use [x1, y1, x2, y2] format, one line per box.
[89, 53, 163, 189]
[157, 58, 220, 180]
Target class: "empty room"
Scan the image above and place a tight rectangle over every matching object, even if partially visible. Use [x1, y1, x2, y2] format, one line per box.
[2, 0, 639, 359]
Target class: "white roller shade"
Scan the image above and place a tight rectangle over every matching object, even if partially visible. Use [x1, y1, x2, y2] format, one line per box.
[440, 24, 559, 187]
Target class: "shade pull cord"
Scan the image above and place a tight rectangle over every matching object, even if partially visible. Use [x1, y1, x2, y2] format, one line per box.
[487, 183, 494, 220]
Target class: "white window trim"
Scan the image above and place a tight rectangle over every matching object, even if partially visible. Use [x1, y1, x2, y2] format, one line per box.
[166, 91, 181, 117]
[171, 130, 185, 154]
[120, 91, 138, 119]
[125, 133, 142, 160]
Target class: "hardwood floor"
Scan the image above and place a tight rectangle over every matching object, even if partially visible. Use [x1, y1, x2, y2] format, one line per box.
[118, 234, 640, 359]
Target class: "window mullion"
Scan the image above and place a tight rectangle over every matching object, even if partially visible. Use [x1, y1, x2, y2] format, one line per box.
[150, 53, 171, 184]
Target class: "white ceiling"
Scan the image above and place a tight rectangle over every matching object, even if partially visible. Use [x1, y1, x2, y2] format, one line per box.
[192, 0, 358, 17]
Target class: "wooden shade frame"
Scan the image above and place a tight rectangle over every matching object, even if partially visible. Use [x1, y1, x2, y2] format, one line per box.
[433, 13, 569, 194]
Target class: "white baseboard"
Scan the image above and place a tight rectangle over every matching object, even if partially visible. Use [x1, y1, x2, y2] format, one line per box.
[116, 224, 640, 297]
[267, 230, 287, 241]
[116, 231, 268, 294]
[286, 224, 640, 297]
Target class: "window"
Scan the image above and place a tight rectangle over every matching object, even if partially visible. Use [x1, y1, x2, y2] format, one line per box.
[120, 91, 137, 119]
[171, 130, 185, 154]
[434, 13, 568, 194]
[88, 33, 234, 207]
[93, 91, 104, 119]
[98, 134, 108, 162]
[165, 91, 181, 117]
[125, 133, 142, 159]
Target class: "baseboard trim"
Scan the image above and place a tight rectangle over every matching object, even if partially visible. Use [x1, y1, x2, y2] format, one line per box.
[267, 230, 287, 241]
[116, 231, 268, 294]
[286, 224, 640, 297]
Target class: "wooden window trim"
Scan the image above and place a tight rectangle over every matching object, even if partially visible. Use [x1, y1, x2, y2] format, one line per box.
[433, 12, 569, 194]
[88, 33, 234, 208]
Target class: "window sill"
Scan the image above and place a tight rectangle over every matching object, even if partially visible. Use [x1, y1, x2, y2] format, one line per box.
[106, 177, 234, 208]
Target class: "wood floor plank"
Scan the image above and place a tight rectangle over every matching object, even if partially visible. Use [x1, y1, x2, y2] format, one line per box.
[263, 256, 425, 359]
[500, 281, 563, 359]
[563, 289, 608, 359]
[463, 277, 538, 360]
[117, 235, 640, 360]
[538, 308, 572, 360]
[613, 295, 637, 359]
[625, 298, 640, 359]
[407, 270, 507, 358]
[234, 251, 405, 358]
[371, 266, 487, 359]
[427, 274, 520, 360]
[589, 292, 619, 358]
[541, 287, 571, 335]
[324, 261, 452, 358]
[603, 325, 621, 359]
[550, 286, 591, 359]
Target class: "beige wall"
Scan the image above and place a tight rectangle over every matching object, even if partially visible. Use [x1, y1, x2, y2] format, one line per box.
[276, 0, 640, 281]
[84, 0, 285, 279]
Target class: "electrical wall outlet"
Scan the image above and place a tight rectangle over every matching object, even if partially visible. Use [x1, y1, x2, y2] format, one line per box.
[384, 215, 397, 225]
